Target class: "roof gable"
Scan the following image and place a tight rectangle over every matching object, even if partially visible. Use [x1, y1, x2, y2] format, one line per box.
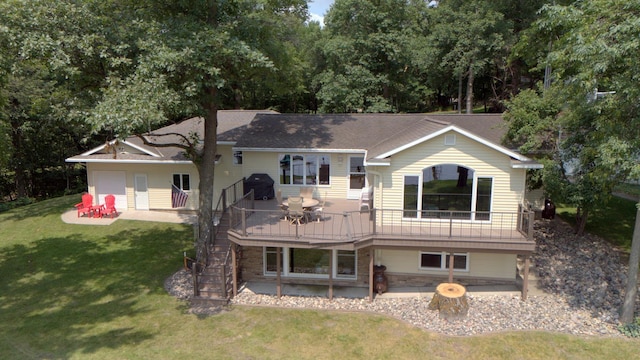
[374, 125, 531, 162]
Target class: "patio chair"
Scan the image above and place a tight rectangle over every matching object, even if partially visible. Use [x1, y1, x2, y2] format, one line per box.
[287, 196, 305, 225]
[300, 187, 314, 201]
[276, 189, 287, 220]
[359, 187, 372, 210]
[101, 194, 118, 218]
[313, 192, 326, 222]
[75, 193, 94, 217]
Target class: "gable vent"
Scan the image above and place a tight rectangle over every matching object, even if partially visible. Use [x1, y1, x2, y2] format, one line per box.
[444, 134, 456, 145]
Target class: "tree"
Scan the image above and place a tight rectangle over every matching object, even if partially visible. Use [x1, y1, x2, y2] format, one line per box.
[507, 0, 640, 324]
[0, 1, 103, 199]
[1, 0, 308, 252]
[85, 1, 308, 256]
[317, 0, 424, 113]
[427, 0, 509, 114]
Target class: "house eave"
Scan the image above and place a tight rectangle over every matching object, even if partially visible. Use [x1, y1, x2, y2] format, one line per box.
[65, 158, 193, 164]
[233, 147, 367, 154]
[374, 125, 534, 163]
[511, 160, 544, 169]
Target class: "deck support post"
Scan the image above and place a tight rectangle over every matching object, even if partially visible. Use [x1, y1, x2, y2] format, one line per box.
[328, 250, 334, 301]
[276, 247, 282, 299]
[232, 243, 238, 297]
[522, 255, 530, 301]
[448, 252, 454, 283]
[368, 248, 374, 302]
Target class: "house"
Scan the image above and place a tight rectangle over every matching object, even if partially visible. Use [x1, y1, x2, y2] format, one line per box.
[65, 110, 278, 211]
[67, 111, 542, 300]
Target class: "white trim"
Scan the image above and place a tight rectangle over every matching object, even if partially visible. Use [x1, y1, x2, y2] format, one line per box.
[235, 147, 366, 154]
[511, 160, 544, 169]
[263, 247, 357, 280]
[418, 251, 470, 272]
[80, 139, 160, 157]
[65, 158, 193, 164]
[374, 125, 534, 163]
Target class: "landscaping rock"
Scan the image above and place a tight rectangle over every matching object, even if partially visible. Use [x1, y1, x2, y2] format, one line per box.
[165, 219, 640, 337]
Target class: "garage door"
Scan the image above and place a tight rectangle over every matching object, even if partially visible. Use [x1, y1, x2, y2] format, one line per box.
[94, 171, 128, 210]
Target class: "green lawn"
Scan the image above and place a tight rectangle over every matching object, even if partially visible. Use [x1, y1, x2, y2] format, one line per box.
[1, 196, 639, 359]
[556, 194, 639, 251]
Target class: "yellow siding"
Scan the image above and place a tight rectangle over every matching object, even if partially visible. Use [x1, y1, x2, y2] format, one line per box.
[378, 249, 516, 279]
[241, 151, 354, 199]
[86, 162, 199, 210]
[368, 130, 528, 229]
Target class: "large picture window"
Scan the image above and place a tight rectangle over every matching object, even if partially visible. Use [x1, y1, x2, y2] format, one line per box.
[419, 252, 469, 271]
[403, 164, 492, 220]
[279, 154, 330, 185]
[264, 247, 356, 279]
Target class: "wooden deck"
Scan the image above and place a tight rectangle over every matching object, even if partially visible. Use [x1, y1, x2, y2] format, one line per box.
[227, 198, 536, 254]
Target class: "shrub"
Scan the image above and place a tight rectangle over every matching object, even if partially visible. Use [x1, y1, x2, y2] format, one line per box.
[618, 317, 640, 337]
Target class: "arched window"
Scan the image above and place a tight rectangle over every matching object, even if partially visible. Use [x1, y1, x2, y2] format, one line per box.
[403, 164, 492, 220]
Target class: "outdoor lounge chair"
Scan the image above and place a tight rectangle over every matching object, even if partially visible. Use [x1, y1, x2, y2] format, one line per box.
[101, 194, 118, 218]
[75, 193, 94, 217]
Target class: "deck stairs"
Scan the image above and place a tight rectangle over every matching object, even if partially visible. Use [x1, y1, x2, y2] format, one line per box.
[190, 210, 238, 306]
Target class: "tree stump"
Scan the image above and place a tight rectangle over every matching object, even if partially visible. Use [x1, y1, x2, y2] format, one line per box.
[428, 283, 469, 320]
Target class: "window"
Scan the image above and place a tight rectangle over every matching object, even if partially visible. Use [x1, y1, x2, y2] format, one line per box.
[264, 247, 282, 273]
[233, 151, 243, 165]
[444, 134, 456, 145]
[419, 252, 468, 271]
[402, 164, 492, 220]
[264, 247, 356, 279]
[336, 250, 356, 278]
[172, 173, 191, 191]
[279, 154, 330, 185]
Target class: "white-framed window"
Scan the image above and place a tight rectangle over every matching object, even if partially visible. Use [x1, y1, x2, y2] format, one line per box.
[264, 247, 356, 279]
[279, 154, 330, 185]
[233, 151, 243, 165]
[172, 173, 191, 191]
[419, 251, 469, 271]
[403, 164, 492, 220]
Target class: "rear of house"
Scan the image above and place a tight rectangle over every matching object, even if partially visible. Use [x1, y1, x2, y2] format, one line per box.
[67, 111, 541, 299]
[227, 114, 540, 299]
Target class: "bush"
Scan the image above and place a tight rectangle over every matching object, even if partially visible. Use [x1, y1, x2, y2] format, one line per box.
[0, 197, 35, 213]
[618, 317, 640, 337]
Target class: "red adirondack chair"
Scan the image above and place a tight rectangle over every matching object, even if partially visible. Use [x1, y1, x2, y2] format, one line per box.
[74, 193, 94, 217]
[101, 194, 118, 218]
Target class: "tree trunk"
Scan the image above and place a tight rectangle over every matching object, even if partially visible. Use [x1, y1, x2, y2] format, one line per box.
[457, 73, 462, 114]
[11, 119, 29, 198]
[428, 282, 469, 320]
[466, 63, 474, 114]
[620, 208, 640, 324]
[196, 86, 218, 264]
[575, 207, 588, 235]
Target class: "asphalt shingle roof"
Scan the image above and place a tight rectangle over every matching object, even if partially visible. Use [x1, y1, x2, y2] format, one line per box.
[67, 111, 511, 163]
[234, 113, 507, 161]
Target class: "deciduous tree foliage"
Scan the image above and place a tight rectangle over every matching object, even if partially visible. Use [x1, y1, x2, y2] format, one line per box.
[506, 0, 640, 324]
[1, 0, 308, 248]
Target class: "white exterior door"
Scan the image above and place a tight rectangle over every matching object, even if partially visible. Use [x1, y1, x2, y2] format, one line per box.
[94, 171, 127, 210]
[347, 156, 366, 199]
[134, 174, 149, 210]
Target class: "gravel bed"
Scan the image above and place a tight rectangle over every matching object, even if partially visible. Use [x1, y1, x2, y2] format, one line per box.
[165, 219, 639, 337]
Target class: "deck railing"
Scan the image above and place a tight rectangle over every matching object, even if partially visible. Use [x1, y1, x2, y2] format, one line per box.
[228, 205, 536, 243]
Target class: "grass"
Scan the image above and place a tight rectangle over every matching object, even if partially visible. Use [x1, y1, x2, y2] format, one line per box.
[1, 196, 639, 359]
[556, 194, 639, 251]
